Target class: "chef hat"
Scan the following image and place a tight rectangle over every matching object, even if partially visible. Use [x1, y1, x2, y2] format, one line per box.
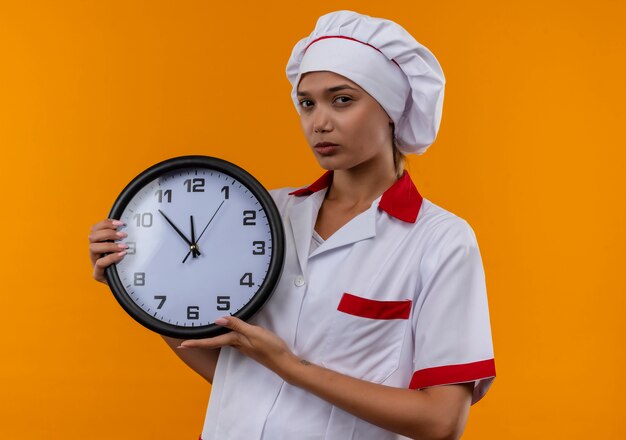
[286, 10, 446, 155]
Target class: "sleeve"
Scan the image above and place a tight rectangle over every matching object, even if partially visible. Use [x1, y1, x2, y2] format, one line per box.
[410, 218, 496, 405]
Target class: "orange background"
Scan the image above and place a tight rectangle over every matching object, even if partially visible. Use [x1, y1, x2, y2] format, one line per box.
[1, 0, 624, 438]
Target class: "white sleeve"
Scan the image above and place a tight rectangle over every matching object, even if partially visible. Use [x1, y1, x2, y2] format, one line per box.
[410, 219, 496, 404]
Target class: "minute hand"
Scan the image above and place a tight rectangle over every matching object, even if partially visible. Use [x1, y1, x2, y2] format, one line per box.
[158, 209, 200, 254]
[182, 200, 225, 261]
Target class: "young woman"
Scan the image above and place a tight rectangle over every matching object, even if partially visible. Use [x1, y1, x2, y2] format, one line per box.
[88, 10, 495, 440]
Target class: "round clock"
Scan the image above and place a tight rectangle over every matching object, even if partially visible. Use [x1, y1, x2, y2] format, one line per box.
[104, 155, 285, 339]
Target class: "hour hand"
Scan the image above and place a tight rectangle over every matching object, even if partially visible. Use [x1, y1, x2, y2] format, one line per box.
[158, 209, 201, 256]
[190, 215, 200, 258]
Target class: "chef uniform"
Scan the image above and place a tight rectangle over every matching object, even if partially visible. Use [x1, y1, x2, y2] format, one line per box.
[200, 10, 496, 440]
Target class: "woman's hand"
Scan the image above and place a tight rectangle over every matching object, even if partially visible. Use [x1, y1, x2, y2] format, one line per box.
[88, 218, 128, 284]
[181, 316, 471, 439]
[178, 317, 298, 376]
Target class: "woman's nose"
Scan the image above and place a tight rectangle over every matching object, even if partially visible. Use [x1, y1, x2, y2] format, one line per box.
[313, 108, 332, 133]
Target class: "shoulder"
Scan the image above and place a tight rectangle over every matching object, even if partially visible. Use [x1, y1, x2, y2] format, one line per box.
[415, 197, 479, 251]
[411, 198, 484, 280]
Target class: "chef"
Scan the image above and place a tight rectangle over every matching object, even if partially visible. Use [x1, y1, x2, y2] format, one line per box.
[88, 9, 496, 440]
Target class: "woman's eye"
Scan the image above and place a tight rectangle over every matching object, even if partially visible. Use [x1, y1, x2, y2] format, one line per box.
[334, 96, 352, 105]
[299, 99, 313, 108]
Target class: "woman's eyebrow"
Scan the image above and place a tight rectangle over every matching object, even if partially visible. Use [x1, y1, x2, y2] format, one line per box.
[297, 84, 359, 96]
[327, 84, 359, 93]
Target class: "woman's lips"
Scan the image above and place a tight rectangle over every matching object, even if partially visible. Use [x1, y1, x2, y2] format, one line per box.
[314, 142, 338, 155]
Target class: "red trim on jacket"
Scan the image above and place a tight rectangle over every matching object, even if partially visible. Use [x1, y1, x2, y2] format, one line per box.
[338, 293, 412, 320]
[288, 170, 422, 223]
[409, 359, 496, 390]
[289, 170, 334, 197]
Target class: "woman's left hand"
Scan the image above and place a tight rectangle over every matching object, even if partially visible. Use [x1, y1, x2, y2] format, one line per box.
[178, 316, 297, 376]
[180, 316, 473, 440]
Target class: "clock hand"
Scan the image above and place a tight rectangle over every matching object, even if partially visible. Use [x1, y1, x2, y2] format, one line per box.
[182, 200, 225, 262]
[196, 200, 225, 243]
[182, 215, 201, 264]
[190, 215, 200, 258]
[158, 209, 201, 256]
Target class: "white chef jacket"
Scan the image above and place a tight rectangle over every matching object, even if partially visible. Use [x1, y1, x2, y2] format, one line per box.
[200, 171, 496, 440]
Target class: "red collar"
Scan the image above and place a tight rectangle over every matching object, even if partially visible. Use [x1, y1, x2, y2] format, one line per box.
[288, 170, 423, 223]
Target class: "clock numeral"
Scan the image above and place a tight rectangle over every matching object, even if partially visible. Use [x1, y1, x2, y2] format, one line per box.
[217, 296, 231, 311]
[133, 213, 153, 227]
[155, 189, 172, 203]
[221, 185, 229, 200]
[184, 178, 205, 192]
[154, 295, 166, 309]
[243, 210, 256, 226]
[126, 241, 136, 255]
[134, 272, 145, 286]
[240, 272, 254, 287]
[252, 241, 266, 255]
[187, 306, 200, 320]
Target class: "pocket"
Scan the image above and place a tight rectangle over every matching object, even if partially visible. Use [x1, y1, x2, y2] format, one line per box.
[321, 292, 412, 383]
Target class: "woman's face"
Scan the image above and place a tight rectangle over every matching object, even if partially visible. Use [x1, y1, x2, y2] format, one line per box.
[297, 71, 394, 173]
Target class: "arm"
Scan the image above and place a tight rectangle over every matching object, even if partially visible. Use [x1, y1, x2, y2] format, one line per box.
[88, 218, 220, 383]
[179, 316, 473, 440]
[285, 358, 472, 440]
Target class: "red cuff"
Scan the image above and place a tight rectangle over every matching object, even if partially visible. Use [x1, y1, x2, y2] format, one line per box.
[409, 359, 496, 390]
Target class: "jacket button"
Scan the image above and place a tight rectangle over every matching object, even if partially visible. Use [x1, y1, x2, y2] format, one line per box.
[294, 275, 305, 287]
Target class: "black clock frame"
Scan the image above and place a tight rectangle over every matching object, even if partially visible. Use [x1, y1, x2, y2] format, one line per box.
[104, 155, 285, 339]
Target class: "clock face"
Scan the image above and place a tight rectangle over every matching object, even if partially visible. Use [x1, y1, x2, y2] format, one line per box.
[105, 156, 284, 339]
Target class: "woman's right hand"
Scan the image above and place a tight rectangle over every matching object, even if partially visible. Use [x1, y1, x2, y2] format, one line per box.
[88, 218, 129, 284]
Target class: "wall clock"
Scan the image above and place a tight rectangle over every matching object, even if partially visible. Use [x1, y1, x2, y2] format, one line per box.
[104, 155, 285, 339]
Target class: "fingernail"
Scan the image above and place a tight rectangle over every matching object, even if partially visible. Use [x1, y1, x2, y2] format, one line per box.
[176, 345, 188, 349]
[117, 251, 127, 257]
[214, 318, 228, 326]
[117, 243, 128, 249]
[116, 231, 128, 238]
[112, 220, 125, 226]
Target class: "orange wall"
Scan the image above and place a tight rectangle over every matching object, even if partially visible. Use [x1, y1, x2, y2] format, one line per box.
[1, 1, 624, 438]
